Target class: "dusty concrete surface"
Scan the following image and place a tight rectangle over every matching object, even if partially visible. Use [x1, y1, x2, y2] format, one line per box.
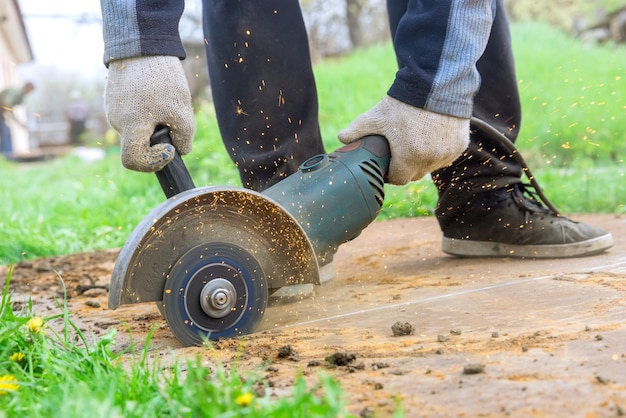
[3, 214, 626, 417]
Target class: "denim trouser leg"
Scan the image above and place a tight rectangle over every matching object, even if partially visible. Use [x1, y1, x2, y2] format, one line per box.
[202, 0, 325, 192]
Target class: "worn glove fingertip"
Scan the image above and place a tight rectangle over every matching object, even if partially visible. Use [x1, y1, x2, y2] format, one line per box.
[170, 132, 194, 155]
[179, 144, 192, 155]
[121, 143, 175, 172]
[338, 122, 372, 145]
[337, 128, 354, 145]
[338, 104, 387, 144]
[386, 164, 420, 186]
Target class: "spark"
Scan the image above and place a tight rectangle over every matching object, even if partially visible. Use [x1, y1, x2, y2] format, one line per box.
[278, 89, 284, 107]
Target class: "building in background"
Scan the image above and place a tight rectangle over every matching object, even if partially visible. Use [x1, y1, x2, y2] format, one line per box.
[0, 0, 33, 154]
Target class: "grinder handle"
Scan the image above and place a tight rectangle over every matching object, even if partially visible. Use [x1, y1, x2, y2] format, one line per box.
[150, 126, 196, 198]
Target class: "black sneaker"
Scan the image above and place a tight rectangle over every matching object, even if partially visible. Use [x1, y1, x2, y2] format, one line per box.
[441, 183, 613, 258]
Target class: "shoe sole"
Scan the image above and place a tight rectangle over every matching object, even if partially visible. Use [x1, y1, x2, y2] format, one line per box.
[269, 261, 335, 301]
[442, 233, 614, 258]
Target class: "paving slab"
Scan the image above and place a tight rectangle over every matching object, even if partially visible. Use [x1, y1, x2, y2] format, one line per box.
[257, 214, 626, 416]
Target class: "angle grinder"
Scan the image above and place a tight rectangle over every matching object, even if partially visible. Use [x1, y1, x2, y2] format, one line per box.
[109, 127, 390, 345]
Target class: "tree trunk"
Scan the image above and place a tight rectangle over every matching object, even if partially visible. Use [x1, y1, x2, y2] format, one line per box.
[346, 0, 364, 48]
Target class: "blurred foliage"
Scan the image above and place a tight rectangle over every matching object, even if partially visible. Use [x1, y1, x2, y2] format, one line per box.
[510, 21, 626, 167]
[504, 0, 626, 31]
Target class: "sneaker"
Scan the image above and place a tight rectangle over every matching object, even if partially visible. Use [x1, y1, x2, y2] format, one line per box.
[441, 183, 613, 258]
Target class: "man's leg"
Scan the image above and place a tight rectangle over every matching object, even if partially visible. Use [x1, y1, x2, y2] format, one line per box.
[388, 0, 612, 258]
[0, 116, 12, 155]
[386, 0, 521, 194]
[431, 0, 522, 198]
[202, 0, 325, 192]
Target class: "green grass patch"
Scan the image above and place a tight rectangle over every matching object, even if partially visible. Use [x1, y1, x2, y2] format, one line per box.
[511, 21, 626, 167]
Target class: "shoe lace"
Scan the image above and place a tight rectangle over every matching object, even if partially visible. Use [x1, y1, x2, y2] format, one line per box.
[470, 117, 561, 217]
[511, 183, 552, 215]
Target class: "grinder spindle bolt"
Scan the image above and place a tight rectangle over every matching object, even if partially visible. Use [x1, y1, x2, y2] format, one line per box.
[200, 278, 237, 318]
[110, 135, 390, 346]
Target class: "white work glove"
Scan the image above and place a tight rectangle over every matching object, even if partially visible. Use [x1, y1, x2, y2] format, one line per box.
[338, 95, 469, 185]
[104, 56, 195, 172]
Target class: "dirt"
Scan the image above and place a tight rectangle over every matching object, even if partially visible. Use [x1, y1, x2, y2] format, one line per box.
[3, 214, 626, 417]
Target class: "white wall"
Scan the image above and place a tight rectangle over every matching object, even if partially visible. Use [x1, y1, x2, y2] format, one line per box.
[0, 0, 34, 154]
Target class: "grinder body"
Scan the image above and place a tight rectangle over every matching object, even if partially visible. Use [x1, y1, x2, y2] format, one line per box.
[263, 135, 390, 266]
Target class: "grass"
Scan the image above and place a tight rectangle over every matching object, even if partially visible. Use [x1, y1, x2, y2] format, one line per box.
[0, 21, 625, 266]
[512, 22, 626, 167]
[0, 269, 374, 417]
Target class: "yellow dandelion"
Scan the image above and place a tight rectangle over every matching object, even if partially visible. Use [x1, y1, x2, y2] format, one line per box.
[9, 352, 25, 362]
[27, 316, 44, 333]
[0, 375, 19, 395]
[235, 392, 254, 407]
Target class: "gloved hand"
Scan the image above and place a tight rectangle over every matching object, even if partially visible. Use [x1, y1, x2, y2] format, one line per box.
[104, 56, 195, 172]
[338, 95, 469, 185]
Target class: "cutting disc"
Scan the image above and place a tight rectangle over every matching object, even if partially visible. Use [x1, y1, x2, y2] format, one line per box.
[109, 186, 320, 310]
[162, 241, 268, 344]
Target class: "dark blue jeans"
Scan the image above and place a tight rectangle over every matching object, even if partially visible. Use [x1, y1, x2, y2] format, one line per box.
[202, 0, 524, 225]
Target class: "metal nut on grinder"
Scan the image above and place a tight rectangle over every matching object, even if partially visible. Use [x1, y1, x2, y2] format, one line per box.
[110, 135, 391, 346]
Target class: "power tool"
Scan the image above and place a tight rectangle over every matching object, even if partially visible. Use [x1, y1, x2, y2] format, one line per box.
[109, 128, 390, 345]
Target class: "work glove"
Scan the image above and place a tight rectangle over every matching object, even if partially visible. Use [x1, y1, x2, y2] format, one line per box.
[338, 95, 469, 185]
[104, 56, 195, 172]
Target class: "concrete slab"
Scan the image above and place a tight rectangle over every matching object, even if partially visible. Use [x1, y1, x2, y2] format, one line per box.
[256, 214, 626, 416]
